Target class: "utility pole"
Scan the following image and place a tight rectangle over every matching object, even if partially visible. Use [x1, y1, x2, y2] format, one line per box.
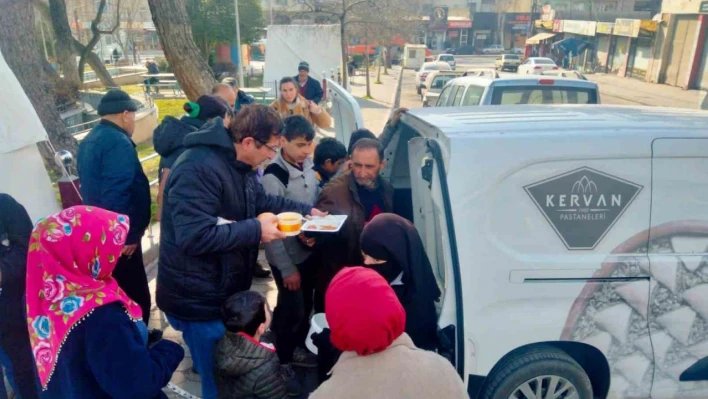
[234, 0, 245, 87]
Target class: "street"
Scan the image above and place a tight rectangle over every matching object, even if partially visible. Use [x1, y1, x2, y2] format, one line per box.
[399, 55, 703, 110]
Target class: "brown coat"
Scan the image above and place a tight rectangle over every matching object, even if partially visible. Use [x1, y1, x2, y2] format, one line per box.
[309, 334, 468, 399]
[270, 95, 332, 129]
[314, 172, 393, 291]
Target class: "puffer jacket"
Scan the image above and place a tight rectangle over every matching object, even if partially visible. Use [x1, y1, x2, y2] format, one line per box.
[156, 118, 312, 321]
[214, 332, 287, 399]
[270, 94, 332, 129]
[153, 115, 205, 183]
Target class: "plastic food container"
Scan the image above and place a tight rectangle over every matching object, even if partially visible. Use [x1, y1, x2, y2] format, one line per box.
[277, 212, 303, 236]
[305, 313, 329, 355]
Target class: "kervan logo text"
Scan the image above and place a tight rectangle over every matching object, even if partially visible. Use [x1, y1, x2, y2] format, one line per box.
[525, 167, 642, 250]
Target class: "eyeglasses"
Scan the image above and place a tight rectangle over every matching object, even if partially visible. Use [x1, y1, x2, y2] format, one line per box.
[255, 139, 279, 154]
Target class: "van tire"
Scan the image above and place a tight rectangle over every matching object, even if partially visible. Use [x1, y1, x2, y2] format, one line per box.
[480, 346, 593, 399]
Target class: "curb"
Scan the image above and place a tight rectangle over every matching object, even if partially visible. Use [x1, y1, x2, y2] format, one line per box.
[384, 66, 405, 123]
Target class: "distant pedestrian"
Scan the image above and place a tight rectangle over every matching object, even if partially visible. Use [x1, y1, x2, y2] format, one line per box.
[77, 90, 155, 336]
[222, 77, 256, 112]
[26, 206, 184, 399]
[212, 83, 238, 111]
[294, 61, 323, 104]
[271, 77, 331, 129]
[144, 61, 160, 93]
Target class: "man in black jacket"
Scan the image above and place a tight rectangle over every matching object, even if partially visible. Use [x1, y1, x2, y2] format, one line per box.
[157, 104, 324, 399]
[294, 61, 323, 104]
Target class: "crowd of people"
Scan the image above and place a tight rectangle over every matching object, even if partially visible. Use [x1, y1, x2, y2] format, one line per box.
[0, 61, 468, 399]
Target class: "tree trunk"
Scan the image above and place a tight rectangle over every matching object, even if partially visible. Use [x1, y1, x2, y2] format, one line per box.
[385, 45, 392, 71]
[72, 39, 119, 87]
[148, 0, 216, 100]
[49, 0, 82, 94]
[376, 54, 382, 84]
[364, 41, 371, 97]
[0, 1, 78, 176]
[340, 19, 348, 86]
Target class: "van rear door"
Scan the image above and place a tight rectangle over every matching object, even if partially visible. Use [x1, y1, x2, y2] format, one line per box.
[324, 78, 364, 146]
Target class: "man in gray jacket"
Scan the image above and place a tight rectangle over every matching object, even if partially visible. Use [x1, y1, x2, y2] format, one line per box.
[261, 115, 320, 375]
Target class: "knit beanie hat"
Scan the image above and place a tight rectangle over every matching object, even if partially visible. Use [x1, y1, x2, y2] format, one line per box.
[326, 267, 406, 356]
[97, 89, 138, 116]
[298, 61, 310, 72]
[184, 95, 230, 121]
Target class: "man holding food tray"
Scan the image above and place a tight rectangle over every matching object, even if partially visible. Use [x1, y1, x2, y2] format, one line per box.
[314, 138, 394, 308]
[156, 105, 326, 399]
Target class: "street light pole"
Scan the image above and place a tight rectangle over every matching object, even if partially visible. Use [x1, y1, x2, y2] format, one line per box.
[234, 0, 245, 87]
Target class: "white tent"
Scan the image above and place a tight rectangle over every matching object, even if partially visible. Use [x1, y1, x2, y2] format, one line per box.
[0, 48, 60, 221]
[264, 25, 343, 92]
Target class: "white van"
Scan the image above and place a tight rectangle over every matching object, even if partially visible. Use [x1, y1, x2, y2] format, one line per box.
[327, 78, 708, 399]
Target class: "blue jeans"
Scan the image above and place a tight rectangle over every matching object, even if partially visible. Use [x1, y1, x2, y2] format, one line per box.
[166, 315, 225, 399]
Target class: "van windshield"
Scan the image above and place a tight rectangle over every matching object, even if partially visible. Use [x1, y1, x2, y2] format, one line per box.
[491, 86, 598, 105]
[504, 55, 520, 60]
[431, 75, 457, 89]
[439, 55, 454, 61]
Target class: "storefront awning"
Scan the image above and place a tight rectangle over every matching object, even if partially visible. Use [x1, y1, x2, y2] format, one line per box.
[526, 32, 557, 44]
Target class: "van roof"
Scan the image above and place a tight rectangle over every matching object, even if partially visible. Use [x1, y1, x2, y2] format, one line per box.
[404, 105, 708, 139]
[448, 75, 598, 88]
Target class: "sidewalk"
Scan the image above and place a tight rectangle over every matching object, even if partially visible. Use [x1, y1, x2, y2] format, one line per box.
[587, 74, 703, 109]
[349, 65, 403, 135]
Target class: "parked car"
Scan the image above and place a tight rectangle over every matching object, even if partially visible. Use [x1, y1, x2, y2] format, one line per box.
[541, 70, 588, 80]
[517, 57, 560, 75]
[433, 75, 600, 107]
[328, 75, 708, 399]
[436, 54, 457, 70]
[462, 68, 500, 78]
[456, 45, 477, 55]
[511, 47, 525, 54]
[495, 54, 522, 72]
[421, 71, 466, 106]
[444, 48, 458, 55]
[416, 61, 453, 95]
[482, 44, 505, 55]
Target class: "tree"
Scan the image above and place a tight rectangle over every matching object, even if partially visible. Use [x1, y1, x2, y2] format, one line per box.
[148, 0, 217, 99]
[186, 0, 265, 61]
[49, 0, 82, 94]
[77, 0, 121, 82]
[113, 0, 144, 62]
[0, 1, 79, 176]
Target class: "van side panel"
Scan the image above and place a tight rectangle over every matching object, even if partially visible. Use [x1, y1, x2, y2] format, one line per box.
[648, 138, 708, 398]
[448, 133, 654, 398]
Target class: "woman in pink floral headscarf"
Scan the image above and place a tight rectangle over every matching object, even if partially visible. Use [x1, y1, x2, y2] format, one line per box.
[26, 206, 184, 398]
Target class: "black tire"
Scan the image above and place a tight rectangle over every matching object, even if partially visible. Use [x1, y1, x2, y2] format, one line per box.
[480, 346, 593, 399]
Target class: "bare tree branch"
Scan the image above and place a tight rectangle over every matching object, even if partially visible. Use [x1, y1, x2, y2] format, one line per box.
[78, 0, 121, 82]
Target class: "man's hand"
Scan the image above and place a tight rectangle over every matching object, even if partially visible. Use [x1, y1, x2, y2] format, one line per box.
[259, 213, 286, 243]
[310, 208, 328, 218]
[122, 244, 138, 257]
[391, 107, 409, 127]
[298, 232, 316, 248]
[283, 271, 302, 291]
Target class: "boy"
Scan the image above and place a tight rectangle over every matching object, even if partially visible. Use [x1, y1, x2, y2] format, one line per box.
[214, 291, 293, 398]
[313, 137, 347, 188]
[260, 115, 319, 376]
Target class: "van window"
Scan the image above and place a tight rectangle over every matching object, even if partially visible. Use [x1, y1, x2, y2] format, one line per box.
[452, 85, 465, 106]
[445, 86, 462, 107]
[439, 55, 454, 61]
[432, 75, 456, 89]
[437, 86, 453, 107]
[461, 85, 485, 106]
[490, 86, 598, 105]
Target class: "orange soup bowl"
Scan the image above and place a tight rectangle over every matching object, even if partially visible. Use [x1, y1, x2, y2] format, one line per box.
[277, 212, 304, 236]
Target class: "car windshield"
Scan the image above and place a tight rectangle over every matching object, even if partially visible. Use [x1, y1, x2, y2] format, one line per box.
[504, 55, 520, 60]
[440, 55, 454, 61]
[534, 59, 556, 65]
[491, 86, 598, 105]
[424, 65, 441, 71]
[431, 75, 457, 89]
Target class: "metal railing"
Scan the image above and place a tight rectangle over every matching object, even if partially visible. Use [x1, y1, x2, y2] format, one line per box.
[69, 118, 102, 136]
[139, 153, 160, 187]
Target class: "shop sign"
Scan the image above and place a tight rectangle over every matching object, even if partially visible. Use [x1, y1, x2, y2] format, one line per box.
[448, 31, 459, 38]
[701, 1, 708, 12]
[638, 20, 658, 38]
[536, 20, 554, 30]
[596, 22, 614, 35]
[613, 19, 640, 37]
[562, 20, 597, 36]
[553, 19, 563, 32]
[448, 20, 472, 29]
[429, 6, 449, 29]
[508, 14, 531, 25]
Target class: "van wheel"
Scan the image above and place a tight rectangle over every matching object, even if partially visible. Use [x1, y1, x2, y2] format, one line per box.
[480, 347, 593, 399]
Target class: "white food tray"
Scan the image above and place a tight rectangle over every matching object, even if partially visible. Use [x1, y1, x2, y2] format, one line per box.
[301, 215, 347, 233]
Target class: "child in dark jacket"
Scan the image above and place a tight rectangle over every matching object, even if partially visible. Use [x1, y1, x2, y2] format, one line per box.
[214, 292, 292, 399]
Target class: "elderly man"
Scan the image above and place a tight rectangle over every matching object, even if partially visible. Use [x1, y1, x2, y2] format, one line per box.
[76, 89, 153, 328]
[294, 61, 323, 104]
[221, 77, 256, 112]
[211, 83, 237, 110]
[313, 138, 394, 310]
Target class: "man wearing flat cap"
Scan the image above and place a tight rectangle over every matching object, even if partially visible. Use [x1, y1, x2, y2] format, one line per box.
[77, 89, 154, 335]
[294, 61, 323, 104]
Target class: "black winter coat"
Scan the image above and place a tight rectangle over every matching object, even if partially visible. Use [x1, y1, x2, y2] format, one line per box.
[156, 118, 311, 321]
[153, 115, 205, 183]
[214, 332, 287, 399]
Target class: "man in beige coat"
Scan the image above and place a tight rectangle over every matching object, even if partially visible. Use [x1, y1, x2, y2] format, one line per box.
[309, 267, 467, 399]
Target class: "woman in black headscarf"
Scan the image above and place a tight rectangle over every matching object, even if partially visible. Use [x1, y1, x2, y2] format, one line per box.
[360, 213, 441, 351]
[0, 193, 40, 398]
